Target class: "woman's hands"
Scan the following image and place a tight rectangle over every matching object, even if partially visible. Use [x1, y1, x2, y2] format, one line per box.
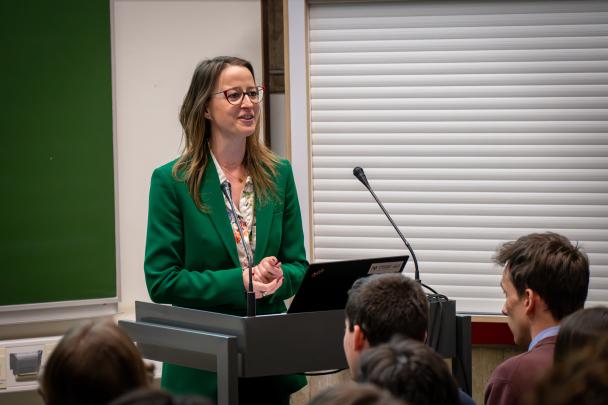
[242, 256, 284, 299]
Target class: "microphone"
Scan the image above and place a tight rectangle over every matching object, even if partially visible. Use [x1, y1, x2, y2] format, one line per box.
[221, 180, 256, 317]
[353, 167, 438, 295]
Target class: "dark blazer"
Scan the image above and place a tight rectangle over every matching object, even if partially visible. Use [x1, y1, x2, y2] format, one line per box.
[144, 158, 308, 399]
[484, 335, 556, 405]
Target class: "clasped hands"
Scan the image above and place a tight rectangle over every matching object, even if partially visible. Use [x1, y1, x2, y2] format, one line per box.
[242, 256, 283, 299]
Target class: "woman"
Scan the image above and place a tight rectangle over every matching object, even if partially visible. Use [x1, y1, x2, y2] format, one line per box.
[144, 56, 308, 403]
[39, 320, 153, 405]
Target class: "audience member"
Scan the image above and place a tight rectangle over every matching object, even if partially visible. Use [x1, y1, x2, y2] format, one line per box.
[109, 388, 213, 405]
[484, 232, 590, 405]
[526, 335, 608, 405]
[343, 273, 427, 371]
[39, 320, 153, 405]
[554, 306, 608, 364]
[356, 337, 459, 405]
[343, 273, 474, 405]
[309, 381, 408, 405]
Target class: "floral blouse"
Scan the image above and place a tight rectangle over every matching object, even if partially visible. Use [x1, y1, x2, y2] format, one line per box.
[211, 152, 256, 270]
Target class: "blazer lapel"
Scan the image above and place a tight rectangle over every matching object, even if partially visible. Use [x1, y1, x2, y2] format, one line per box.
[254, 194, 274, 263]
[201, 160, 240, 267]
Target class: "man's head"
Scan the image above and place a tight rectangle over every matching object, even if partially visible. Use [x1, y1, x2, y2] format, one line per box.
[309, 382, 407, 405]
[343, 274, 428, 374]
[495, 232, 589, 346]
[39, 320, 152, 405]
[356, 337, 459, 405]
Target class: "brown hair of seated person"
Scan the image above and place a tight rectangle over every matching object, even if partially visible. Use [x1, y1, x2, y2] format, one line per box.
[39, 320, 153, 405]
[108, 388, 213, 405]
[345, 273, 428, 346]
[309, 381, 409, 405]
[494, 232, 589, 322]
[356, 337, 459, 405]
[526, 335, 608, 405]
[554, 306, 608, 364]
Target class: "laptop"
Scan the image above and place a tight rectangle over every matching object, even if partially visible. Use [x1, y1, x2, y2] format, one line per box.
[287, 255, 408, 314]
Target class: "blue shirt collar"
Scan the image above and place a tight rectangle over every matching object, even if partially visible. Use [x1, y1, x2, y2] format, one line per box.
[528, 325, 560, 351]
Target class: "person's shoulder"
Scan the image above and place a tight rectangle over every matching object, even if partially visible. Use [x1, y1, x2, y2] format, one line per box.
[523, 336, 556, 364]
[153, 158, 180, 175]
[486, 345, 553, 403]
[487, 349, 536, 388]
[485, 356, 520, 405]
[535, 334, 557, 348]
[150, 158, 181, 183]
[274, 157, 292, 173]
[493, 350, 528, 377]
[458, 389, 476, 405]
[269, 157, 294, 187]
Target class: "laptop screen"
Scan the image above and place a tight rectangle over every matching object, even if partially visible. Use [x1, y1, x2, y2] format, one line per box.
[287, 255, 408, 314]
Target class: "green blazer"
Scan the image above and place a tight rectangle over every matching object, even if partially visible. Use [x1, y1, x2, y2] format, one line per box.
[144, 158, 308, 399]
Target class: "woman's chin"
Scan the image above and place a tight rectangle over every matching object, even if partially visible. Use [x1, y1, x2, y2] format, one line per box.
[238, 125, 257, 137]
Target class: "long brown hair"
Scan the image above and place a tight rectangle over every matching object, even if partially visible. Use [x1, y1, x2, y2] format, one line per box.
[173, 56, 279, 210]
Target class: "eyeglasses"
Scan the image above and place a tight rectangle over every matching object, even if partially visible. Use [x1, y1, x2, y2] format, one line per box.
[212, 86, 265, 105]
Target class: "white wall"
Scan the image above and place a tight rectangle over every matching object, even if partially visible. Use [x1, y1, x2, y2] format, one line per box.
[285, 0, 312, 258]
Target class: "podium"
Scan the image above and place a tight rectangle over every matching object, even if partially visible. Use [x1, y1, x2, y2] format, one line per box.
[119, 300, 471, 405]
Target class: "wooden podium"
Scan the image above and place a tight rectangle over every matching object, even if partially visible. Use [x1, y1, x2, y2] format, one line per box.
[119, 300, 471, 405]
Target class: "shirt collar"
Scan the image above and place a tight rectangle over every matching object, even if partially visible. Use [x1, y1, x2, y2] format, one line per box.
[528, 325, 560, 351]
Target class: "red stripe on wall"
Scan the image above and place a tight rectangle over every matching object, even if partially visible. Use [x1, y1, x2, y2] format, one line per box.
[472, 321, 515, 345]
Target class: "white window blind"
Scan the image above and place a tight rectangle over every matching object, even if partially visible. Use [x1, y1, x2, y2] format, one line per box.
[308, 0, 608, 313]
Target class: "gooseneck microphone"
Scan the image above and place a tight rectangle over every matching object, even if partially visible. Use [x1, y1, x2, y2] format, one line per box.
[353, 167, 438, 295]
[221, 180, 256, 316]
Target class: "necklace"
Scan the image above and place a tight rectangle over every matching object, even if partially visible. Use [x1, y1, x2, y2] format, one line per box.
[221, 164, 245, 184]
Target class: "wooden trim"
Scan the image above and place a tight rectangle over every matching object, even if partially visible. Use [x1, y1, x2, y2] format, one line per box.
[472, 315, 508, 323]
[261, 0, 271, 147]
[282, 0, 291, 161]
[309, 0, 405, 3]
[304, 1, 314, 261]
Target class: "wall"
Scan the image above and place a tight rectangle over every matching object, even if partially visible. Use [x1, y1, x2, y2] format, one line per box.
[0, 1, 262, 403]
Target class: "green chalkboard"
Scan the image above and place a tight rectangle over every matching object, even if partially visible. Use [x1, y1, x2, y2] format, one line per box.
[0, 0, 116, 306]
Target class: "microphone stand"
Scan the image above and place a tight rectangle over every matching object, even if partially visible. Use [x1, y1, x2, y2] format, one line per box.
[353, 167, 439, 295]
[221, 180, 256, 316]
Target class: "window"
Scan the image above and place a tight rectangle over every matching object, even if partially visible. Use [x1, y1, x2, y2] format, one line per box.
[288, 0, 608, 313]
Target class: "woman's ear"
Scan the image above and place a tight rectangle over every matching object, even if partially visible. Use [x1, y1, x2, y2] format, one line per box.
[203, 107, 211, 120]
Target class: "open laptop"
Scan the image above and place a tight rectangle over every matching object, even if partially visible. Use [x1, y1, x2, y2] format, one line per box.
[287, 255, 408, 314]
